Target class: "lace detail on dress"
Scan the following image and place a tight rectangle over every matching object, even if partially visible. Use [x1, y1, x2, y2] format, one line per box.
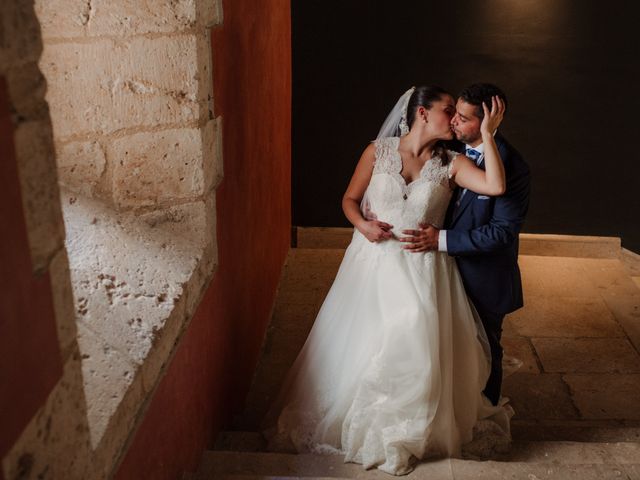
[422, 150, 457, 189]
[366, 138, 455, 232]
[373, 137, 455, 190]
[372, 137, 402, 175]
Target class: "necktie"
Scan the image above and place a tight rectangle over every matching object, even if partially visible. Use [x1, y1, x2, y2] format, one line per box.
[456, 148, 483, 206]
[466, 148, 481, 163]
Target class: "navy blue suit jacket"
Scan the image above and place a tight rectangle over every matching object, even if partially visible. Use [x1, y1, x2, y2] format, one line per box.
[444, 134, 531, 316]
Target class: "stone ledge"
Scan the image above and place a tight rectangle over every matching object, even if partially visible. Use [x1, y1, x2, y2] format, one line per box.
[519, 233, 621, 258]
[60, 188, 216, 472]
[197, 449, 640, 479]
[294, 227, 625, 258]
[622, 248, 640, 276]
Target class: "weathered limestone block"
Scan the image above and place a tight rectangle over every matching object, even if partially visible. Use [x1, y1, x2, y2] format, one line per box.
[202, 116, 223, 193]
[76, 323, 140, 449]
[13, 119, 66, 272]
[63, 191, 204, 364]
[141, 192, 218, 321]
[138, 286, 187, 393]
[40, 35, 200, 138]
[34, 0, 90, 39]
[198, 0, 223, 27]
[2, 350, 92, 480]
[58, 189, 214, 474]
[195, 30, 214, 121]
[0, 1, 42, 70]
[110, 128, 206, 208]
[56, 140, 107, 196]
[87, 0, 196, 36]
[185, 190, 218, 316]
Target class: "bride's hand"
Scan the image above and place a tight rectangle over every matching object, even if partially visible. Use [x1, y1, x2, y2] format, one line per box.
[358, 220, 394, 243]
[480, 95, 505, 138]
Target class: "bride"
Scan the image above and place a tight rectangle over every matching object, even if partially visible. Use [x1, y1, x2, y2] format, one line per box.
[262, 86, 513, 475]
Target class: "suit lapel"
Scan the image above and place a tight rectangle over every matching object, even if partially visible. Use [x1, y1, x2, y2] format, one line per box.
[450, 186, 475, 225]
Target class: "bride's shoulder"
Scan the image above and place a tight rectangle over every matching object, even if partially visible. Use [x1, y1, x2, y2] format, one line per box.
[372, 136, 399, 156]
[372, 135, 399, 146]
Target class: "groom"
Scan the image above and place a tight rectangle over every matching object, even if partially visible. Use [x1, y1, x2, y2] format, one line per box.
[404, 83, 530, 405]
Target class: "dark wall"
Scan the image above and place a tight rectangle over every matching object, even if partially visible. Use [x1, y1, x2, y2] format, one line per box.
[292, 0, 640, 252]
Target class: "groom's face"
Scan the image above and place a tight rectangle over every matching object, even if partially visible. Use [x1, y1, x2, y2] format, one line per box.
[451, 99, 482, 146]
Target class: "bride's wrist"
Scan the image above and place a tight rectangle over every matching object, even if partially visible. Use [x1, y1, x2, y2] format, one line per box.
[355, 218, 367, 230]
[481, 130, 493, 141]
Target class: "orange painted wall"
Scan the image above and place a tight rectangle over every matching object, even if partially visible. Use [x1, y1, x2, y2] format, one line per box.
[114, 1, 291, 478]
[0, 77, 63, 472]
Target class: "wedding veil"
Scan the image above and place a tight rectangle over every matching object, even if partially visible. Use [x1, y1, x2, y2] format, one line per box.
[376, 86, 415, 140]
[361, 87, 416, 220]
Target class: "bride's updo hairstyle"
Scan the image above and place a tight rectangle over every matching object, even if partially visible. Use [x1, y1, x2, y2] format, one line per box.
[406, 85, 451, 165]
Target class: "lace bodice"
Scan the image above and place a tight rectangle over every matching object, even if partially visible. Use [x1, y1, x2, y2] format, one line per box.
[364, 136, 456, 239]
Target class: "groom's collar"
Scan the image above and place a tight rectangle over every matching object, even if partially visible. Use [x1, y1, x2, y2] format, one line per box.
[465, 129, 499, 154]
[465, 142, 485, 154]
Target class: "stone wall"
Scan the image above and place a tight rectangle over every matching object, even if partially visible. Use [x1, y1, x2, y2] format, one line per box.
[1, 1, 224, 479]
[37, 0, 222, 210]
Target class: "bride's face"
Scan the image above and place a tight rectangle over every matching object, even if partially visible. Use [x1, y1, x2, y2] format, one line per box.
[425, 95, 455, 140]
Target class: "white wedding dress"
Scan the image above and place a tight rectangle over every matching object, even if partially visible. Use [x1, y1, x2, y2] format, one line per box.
[262, 137, 513, 475]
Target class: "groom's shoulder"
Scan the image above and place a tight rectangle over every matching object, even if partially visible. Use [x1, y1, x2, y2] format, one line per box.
[496, 134, 528, 173]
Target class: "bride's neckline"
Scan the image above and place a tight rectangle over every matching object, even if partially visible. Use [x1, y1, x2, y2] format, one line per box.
[392, 136, 437, 187]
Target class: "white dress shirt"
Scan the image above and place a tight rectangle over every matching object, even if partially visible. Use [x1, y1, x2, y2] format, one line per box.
[437, 142, 485, 252]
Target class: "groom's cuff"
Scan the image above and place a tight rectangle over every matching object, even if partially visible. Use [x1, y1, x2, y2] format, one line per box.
[438, 230, 448, 252]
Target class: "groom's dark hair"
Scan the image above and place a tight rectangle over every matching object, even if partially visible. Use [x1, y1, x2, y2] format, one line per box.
[458, 83, 508, 119]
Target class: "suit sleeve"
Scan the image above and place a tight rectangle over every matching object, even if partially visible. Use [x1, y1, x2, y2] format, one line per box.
[446, 158, 530, 257]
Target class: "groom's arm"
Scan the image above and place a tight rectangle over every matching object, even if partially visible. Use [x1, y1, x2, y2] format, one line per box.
[444, 161, 530, 256]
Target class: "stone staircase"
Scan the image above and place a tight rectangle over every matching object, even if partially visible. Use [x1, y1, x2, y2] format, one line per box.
[190, 229, 640, 479]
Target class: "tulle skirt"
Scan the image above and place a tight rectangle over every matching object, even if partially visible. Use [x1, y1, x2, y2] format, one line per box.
[263, 230, 512, 475]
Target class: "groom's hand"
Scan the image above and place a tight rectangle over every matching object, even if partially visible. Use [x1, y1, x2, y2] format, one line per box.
[399, 223, 440, 252]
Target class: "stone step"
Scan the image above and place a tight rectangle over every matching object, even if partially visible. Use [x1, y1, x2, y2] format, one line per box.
[195, 444, 640, 479]
[215, 431, 267, 452]
[195, 451, 452, 479]
[511, 420, 640, 443]
[216, 423, 640, 453]
[211, 477, 350, 480]
[295, 227, 624, 259]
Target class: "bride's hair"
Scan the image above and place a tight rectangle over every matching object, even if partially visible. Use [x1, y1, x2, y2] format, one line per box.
[406, 85, 452, 165]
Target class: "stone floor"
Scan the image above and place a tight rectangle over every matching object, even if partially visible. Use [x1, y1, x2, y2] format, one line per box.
[194, 232, 640, 478]
[236, 246, 640, 440]
[504, 255, 640, 433]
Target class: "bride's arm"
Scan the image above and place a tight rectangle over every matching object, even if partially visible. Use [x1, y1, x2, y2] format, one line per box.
[342, 143, 394, 242]
[450, 96, 506, 196]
